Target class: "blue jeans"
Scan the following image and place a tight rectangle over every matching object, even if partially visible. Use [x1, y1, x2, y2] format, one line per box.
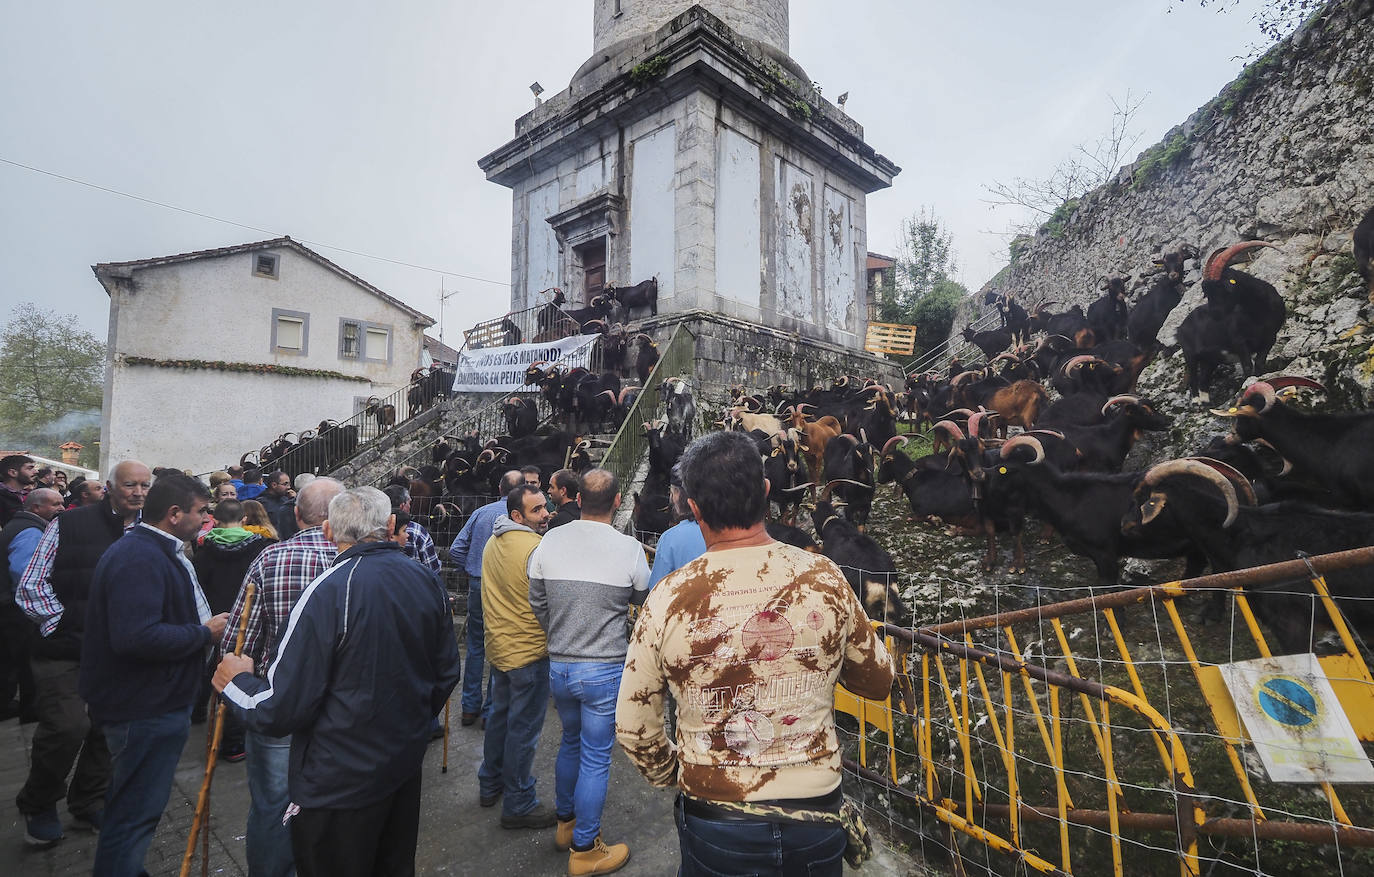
[461, 578, 492, 716]
[674, 796, 846, 877]
[478, 657, 549, 817]
[550, 661, 621, 847]
[246, 730, 295, 877]
[93, 707, 191, 877]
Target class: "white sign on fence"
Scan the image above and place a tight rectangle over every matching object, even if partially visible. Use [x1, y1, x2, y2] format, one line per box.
[451, 335, 596, 393]
[1218, 652, 1374, 784]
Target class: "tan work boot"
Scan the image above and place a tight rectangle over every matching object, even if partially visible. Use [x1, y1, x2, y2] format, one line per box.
[555, 816, 576, 851]
[567, 836, 629, 876]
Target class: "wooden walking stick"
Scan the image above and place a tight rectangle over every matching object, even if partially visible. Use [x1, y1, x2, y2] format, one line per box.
[442, 699, 450, 773]
[180, 582, 256, 877]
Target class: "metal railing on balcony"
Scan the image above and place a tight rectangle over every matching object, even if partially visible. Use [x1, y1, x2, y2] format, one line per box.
[463, 292, 584, 350]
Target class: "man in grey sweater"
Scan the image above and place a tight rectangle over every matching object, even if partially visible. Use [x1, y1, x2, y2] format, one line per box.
[528, 469, 648, 877]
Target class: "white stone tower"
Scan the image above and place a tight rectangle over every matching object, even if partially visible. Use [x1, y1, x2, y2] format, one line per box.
[479, 0, 898, 350]
[593, 0, 788, 56]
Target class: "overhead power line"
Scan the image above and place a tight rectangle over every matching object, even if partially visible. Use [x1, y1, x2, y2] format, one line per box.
[0, 155, 511, 288]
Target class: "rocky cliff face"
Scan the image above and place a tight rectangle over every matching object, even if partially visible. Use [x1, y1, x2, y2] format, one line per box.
[965, 0, 1374, 435]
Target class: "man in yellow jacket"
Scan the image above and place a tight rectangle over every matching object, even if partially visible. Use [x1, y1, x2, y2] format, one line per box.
[477, 484, 553, 829]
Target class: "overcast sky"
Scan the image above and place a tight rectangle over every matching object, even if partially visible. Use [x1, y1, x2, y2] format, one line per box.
[0, 1, 1274, 342]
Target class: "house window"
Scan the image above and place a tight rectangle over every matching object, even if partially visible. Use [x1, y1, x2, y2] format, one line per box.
[340, 321, 361, 359]
[338, 319, 393, 363]
[254, 252, 280, 279]
[365, 326, 391, 362]
[271, 308, 309, 355]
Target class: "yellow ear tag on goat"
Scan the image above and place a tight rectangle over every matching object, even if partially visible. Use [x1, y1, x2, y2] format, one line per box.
[1229, 278, 1237, 284]
[998, 466, 1007, 474]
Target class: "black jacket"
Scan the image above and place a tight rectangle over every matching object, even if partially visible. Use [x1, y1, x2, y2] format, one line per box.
[222, 540, 462, 808]
[0, 511, 47, 606]
[547, 500, 581, 530]
[35, 498, 126, 660]
[79, 525, 212, 724]
[193, 533, 273, 613]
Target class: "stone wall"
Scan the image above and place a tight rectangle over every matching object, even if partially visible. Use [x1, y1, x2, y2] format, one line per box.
[968, 0, 1374, 407]
[637, 309, 906, 410]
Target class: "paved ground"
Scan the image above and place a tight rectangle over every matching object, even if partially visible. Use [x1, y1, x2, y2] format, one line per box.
[0, 699, 682, 877]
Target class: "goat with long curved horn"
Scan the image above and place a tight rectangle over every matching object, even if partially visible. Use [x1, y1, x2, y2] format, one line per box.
[1141, 459, 1241, 528]
[1203, 240, 1279, 282]
[1000, 434, 1045, 465]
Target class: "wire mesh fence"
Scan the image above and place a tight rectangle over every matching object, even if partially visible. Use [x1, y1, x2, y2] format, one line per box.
[831, 548, 1374, 876]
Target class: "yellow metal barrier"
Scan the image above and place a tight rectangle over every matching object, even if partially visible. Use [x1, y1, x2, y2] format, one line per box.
[836, 547, 1374, 876]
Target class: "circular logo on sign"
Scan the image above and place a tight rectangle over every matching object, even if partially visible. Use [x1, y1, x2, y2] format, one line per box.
[1256, 675, 1319, 727]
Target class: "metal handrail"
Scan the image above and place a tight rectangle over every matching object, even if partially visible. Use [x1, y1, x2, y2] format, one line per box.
[599, 324, 695, 492]
[904, 305, 1002, 377]
[247, 366, 455, 479]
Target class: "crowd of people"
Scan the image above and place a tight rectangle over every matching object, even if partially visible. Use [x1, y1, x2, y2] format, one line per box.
[0, 436, 894, 877]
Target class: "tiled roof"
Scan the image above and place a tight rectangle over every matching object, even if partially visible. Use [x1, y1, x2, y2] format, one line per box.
[92, 236, 435, 326]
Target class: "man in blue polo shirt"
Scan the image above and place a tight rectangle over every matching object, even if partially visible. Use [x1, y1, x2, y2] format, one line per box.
[448, 469, 523, 726]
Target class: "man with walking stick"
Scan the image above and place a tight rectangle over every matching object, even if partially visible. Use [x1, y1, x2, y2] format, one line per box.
[79, 472, 230, 876]
[222, 476, 343, 877]
[215, 486, 461, 877]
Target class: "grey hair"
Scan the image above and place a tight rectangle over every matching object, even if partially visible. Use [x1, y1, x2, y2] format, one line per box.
[297, 477, 345, 527]
[327, 486, 392, 544]
[294, 472, 316, 491]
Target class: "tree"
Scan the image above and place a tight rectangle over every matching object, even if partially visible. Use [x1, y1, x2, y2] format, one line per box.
[1178, 0, 1328, 50]
[877, 208, 968, 357]
[983, 92, 1146, 235]
[0, 304, 105, 468]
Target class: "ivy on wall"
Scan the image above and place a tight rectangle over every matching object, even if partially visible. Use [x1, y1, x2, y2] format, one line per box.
[122, 356, 371, 382]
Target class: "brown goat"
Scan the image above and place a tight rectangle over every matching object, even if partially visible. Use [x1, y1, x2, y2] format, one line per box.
[986, 380, 1048, 438]
[787, 408, 843, 498]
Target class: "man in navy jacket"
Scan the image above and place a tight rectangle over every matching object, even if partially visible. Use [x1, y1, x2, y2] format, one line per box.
[80, 472, 229, 876]
[216, 486, 462, 877]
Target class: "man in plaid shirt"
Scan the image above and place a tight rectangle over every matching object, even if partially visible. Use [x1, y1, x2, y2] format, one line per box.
[383, 484, 441, 574]
[223, 477, 343, 877]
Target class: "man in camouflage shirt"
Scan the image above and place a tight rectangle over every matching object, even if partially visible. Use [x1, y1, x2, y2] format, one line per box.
[615, 431, 895, 876]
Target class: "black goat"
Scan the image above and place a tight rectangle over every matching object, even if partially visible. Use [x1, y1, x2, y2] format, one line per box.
[812, 490, 910, 626]
[1086, 274, 1130, 343]
[660, 376, 696, 440]
[1179, 240, 1284, 404]
[821, 434, 876, 531]
[1127, 245, 1196, 349]
[999, 435, 1205, 584]
[1356, 204, 1374, 296]
[764, 430, 812, 526]
[502, 396, 539, 438]
[961, 326, 1012, 359]
[875, 438, 975, 526]
[607, 277, 658, 318]
[1123, 458, 1374, 654]
[633, 333, 660, 383]
[941, 412, 1027, 573]
[1215, 377, 1374, 510]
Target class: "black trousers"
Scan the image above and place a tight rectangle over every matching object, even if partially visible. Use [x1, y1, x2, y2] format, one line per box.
[290, 771, 422, 877]
[16, 656, 109, 816]
[0, 603, 35, 713]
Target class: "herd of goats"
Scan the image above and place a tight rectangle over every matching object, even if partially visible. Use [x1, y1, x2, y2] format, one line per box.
[224, 209, 1374, 655]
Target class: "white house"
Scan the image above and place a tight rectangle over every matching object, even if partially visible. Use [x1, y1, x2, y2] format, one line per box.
[93, 237, 435, 476]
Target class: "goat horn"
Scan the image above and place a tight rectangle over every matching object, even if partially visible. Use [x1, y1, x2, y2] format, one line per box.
[1188, 456, 1259, 506]
[599, 390, 616, 402]
[825, 479, 872, 489]
[967, 411, 987, 439]
[1028, 429, 1066, 440]
[1062, 354, 1101, 376]
[880, 436, 907, 456]
[1141, 459, 1240, 527]
[1253, 438, 1294, 476]
[1268, 376, 1325, 393]
[1203, 240, 1279, 282]
[931, 420, 966, 442]
[1000, 434, 1045, 464]
[1101, 395, 1139, 416]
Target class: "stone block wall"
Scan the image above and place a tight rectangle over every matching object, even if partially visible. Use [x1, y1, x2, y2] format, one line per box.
[965, 0, 1374, 405]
